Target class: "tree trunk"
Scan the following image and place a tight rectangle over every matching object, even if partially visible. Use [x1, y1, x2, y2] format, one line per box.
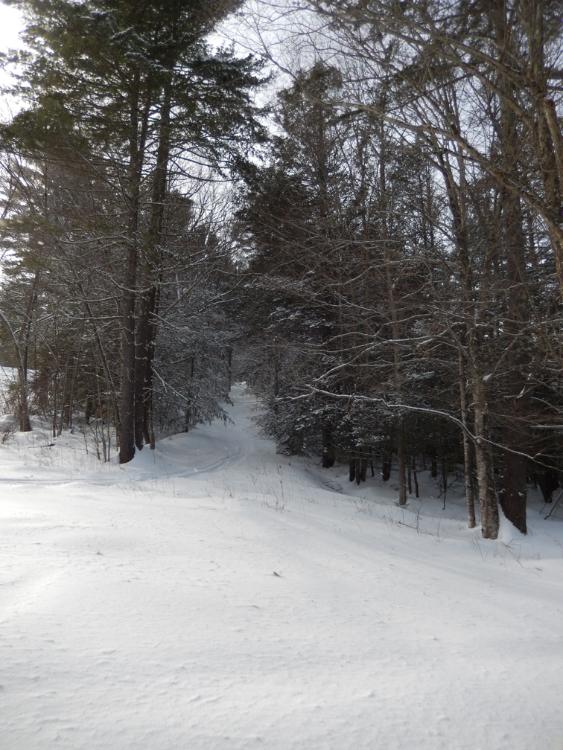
[226, 346, 233, 393]
[430, 452, 438, 479]
[522, 1, 563, 296]
[397, 426, 407, 505]
[382, 454, 391, 482]
[321, 425, 335, 468]
[492, 0, 530, 532]
[118, 236, 139, 463]
[473, 376, 499, 539]
[119, 70, 148, 464]
[437, 144, 496, 537]
[379, 97, 407, 506]
[412, 456, 419, 499]
[499, 445, 528, 533]
[134, 78, 172, 451]
[459, 351, 476, 528]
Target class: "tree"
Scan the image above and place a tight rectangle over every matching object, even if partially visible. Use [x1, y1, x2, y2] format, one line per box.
[3, 0, 265, 461]
[242, 0, 562, 537]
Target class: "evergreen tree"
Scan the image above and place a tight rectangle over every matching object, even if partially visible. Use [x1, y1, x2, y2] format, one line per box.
[2, 0, 265, 461]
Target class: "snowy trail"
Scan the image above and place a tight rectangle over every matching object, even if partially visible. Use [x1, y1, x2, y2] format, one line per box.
[1, 385, 563, 749]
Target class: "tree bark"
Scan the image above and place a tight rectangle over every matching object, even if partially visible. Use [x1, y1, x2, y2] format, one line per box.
[436, 143, 497, 537]
[459, 351, 476, 528]
[473, 376, 499, 539]
[321, 425, 336, 467]
[522, 0, 563, 296]
[118, 70, 145, 464]
[134, 77, 172, 451]
[379, 96, 407, 505]
[491, 0, 530, 532]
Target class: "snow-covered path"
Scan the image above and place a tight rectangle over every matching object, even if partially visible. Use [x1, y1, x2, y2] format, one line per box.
[1, 385, 563, 749]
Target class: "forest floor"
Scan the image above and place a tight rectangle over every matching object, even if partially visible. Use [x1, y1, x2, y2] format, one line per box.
[1, 379, 563, 750]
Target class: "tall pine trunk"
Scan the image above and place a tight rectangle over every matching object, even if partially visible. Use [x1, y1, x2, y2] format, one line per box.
[118, 70, 145, 464]
[379, 98, 407, 505]
[492, 0, 530, 533]
[522, 0, 563, 296]
[459, 351, 476, 528]
[134, 78, 172, 451]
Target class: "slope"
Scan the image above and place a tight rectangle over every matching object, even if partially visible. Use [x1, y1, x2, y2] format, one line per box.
[1, 384, 562, 749]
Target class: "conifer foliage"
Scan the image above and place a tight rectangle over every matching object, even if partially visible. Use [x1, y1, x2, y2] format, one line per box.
[234, 1, 562, 539]
[0, 0, 561, 541]
[1, 0, 264, 461]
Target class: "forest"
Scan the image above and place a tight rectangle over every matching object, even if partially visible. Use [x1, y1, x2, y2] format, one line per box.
[0, 0, 561, 541]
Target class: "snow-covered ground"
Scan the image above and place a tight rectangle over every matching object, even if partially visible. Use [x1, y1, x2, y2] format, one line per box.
[1, 384, 563, 750]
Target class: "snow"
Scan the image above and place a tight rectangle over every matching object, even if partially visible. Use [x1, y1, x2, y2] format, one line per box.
[1, 384, 563, 749]
[0, 365, 17, 420]
[0, 364, 17, 388]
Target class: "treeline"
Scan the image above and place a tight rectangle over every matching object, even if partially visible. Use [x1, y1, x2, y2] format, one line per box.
[234, 0, 562, 539]
[0, 0, 561, 540]
[0, 0, 263, 457]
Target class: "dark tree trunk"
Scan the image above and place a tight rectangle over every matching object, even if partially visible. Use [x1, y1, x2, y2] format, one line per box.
[499, 450, 528, 534]
[459, 351, 476, 528]
[118, 70, 145, 465]
[118, 248, 138, 463]
[321, 425, 335, 468]
[382, 456, 391, 482]
[536, 467, 559, 503]
[473, 377, 499, 539]
[412, 456, 420, 499]
[226, 346, 233, 393]
[134, 286, 158, 450]
[491, 0, 530, 533]
[133, 75, 172, 452]
[522, 4, 563, 296]
[441, 456, 448, 511]
[430, 452, 438, 479]
[85, 394, 94, 424]
[397, 426, 407, 505]
[17, 384, 31, 433]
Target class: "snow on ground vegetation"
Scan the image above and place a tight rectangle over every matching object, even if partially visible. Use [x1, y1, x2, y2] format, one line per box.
[1, 384, 563, 749]
[0, 365, 17, 416]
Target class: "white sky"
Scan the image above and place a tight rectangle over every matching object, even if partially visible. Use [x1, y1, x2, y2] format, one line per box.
[0, 1, 291, 119]
[0, 3, 25, 123]
[0, 2, 24, 53]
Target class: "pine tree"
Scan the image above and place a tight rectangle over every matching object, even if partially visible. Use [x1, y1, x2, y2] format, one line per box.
[3, 0, 265, 461]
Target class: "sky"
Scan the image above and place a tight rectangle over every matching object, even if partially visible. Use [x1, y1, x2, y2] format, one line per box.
[0, 2, 24, 53]
[0, 1, 304, 84]
[0, 1, 25, 120]
[0, 1, 296, 124]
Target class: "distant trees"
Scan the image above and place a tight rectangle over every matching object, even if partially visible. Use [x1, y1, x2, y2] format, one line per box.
[235, 0, 562, 538]
[238, 65, 444, 498]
